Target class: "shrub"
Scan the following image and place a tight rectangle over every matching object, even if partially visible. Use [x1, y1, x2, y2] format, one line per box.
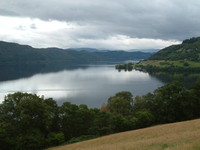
[47, 132, 65, 147]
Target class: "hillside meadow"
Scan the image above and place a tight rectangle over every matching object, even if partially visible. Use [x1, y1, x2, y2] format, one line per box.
[137, 60, 200, 68]
[48, 119, 200, 150]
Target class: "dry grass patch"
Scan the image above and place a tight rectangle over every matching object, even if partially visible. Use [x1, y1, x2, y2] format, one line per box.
[48, 119, 200, 150]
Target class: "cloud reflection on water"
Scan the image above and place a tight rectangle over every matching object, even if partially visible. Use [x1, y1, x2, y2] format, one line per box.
[0, 65, 163, 107]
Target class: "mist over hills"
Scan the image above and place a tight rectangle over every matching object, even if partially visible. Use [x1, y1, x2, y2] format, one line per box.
[70, 48, 159, 53]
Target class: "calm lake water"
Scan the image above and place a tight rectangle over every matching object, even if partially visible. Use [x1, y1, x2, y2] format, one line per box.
[0, 64, 199, 108]
[0, 64, 164, 108]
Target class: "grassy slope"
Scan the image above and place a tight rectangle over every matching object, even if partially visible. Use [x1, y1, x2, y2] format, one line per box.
[48, 119, 200, 150]
[137, 60, 200, 69]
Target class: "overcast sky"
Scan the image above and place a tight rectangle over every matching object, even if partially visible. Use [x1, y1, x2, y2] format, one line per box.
[0, 0, 200, 51]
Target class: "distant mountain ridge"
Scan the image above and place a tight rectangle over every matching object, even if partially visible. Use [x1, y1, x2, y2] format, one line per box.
[70, 48, 159, 53]
[0, 41, 153, 65]
[149, 37, 200, 61]
[69, 48, 109, 52]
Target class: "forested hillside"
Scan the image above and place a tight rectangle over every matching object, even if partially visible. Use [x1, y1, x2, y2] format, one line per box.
[0, 41, 152, 65]
[134, 37, 200, 72]
[149, 37, 200, 61]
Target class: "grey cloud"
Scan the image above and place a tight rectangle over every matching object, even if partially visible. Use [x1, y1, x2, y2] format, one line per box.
[0, 8, 19, 16]
[0, 0, 200, 43]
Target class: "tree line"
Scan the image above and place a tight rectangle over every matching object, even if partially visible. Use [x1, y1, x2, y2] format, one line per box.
[115, 63, 134, 71]
[0, 80, 200, 150]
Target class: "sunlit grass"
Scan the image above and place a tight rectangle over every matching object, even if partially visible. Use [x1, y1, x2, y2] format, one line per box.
[48, 119, 200, 150]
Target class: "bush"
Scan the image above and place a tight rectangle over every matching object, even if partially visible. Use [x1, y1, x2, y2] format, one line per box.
[16, 129, 45, 150]
[135, 111, 155, 128]
[47, 132, 65, 147]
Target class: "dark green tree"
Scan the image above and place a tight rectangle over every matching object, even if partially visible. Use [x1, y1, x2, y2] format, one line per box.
[152, 81, 188, 123]
[0, 92, 60, 150]
[189, 79, 200, 118]
[134, 110, 155, 128]
[59, 102, 79, 140]
[89, 111, 113, 136]
[107, 91, 133, 116]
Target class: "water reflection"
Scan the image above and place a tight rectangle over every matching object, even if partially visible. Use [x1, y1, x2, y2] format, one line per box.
[149, 72, 200, 88]
[0, 65, 164, 108]
[0, 64, 89, 81]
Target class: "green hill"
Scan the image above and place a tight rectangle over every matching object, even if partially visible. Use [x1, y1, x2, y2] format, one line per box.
[48, 119, 200, 150]
[149, 37, 200, 61]
[0, 41, 152, 65]
[135, 37, 200, 72]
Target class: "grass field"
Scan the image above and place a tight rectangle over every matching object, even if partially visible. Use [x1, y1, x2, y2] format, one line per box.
[137, 60, 200, 69]
[48, 119, 200, 150]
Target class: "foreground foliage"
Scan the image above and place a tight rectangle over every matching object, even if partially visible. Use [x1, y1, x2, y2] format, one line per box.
[0, 80, 200, 150]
